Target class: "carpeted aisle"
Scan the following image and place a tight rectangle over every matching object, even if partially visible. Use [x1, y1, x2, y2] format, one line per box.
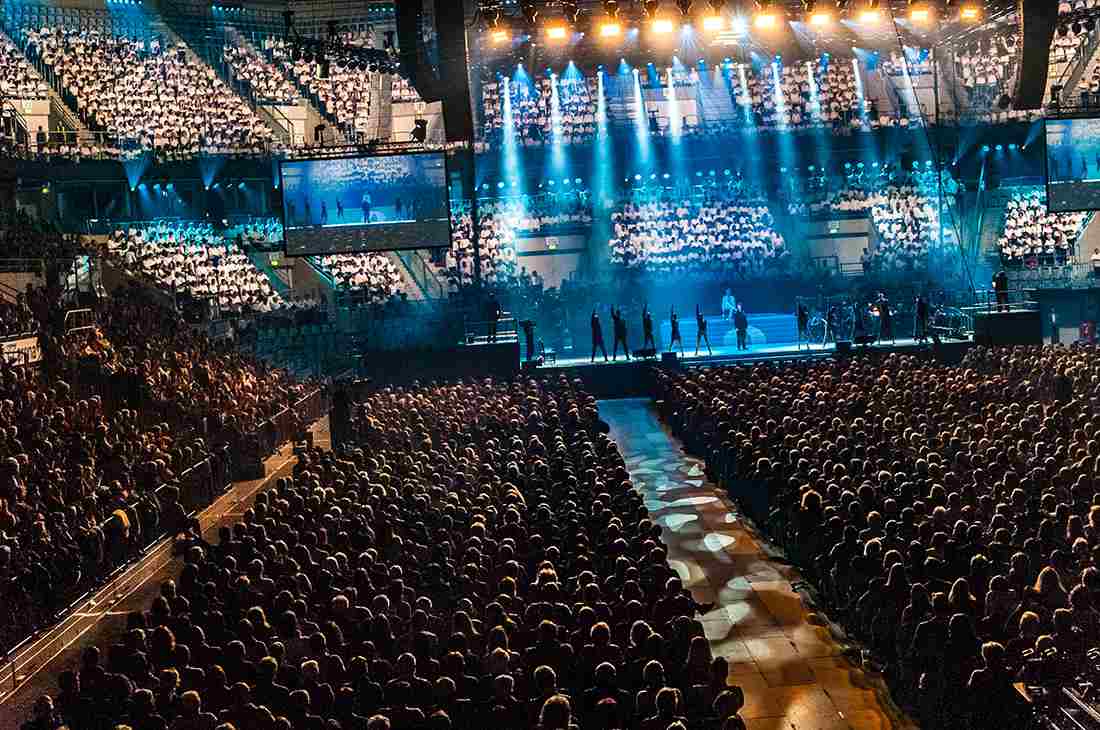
[600, 398, 915, 730]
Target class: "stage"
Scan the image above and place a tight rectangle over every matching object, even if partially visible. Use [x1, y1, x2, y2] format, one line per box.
[529, 336, 975, 397]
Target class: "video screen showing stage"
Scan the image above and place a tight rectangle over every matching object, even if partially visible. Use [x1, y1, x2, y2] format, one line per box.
[280, 152, 450, 255]
[1046, 117, 1100, 213]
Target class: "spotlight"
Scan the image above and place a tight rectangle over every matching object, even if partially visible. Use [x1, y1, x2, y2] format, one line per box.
[908, 0, 933, 22]
[602, 0, 619, 15]
[958, 0, 981, 22]
[754, 1, 780, 28]
[652, 17, 676, 33]
[642, 0, 660, 19]
[675, 0, 693, 14]
[858, 0, 882, 23]
[600, 20, 622, 36]
[806, 1, 835, 26]
[561, 0, 580, 23]
[702, 14, 724, 30]
[546, 22, 569, 40]
[490, 28, 511, 43]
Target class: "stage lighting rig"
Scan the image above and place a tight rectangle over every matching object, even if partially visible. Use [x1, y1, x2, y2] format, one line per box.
[908, 0, 934, 23]
[520, 0, 539, 27]
[562, 0, 580, 24]
[676, 0, 693, 15]
[805, 0, 835, 26]
[958, 0, 982, 22]
[599, 0, 622, 36]
[754, 0, 780, 29]
[642, 0, 661, 20]
[858, 0, 882, 23]
[702, 0, 725, 31]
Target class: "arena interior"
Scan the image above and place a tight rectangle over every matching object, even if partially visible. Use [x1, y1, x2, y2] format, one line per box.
[0, 0, 1099, 728]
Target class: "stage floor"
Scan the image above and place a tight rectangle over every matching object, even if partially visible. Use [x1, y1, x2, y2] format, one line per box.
[543, 337, 939, 370]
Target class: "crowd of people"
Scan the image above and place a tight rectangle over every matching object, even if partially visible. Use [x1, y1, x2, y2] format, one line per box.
[26, 375, 753, 730]
[24, 27, 278, 155]
[997, 189, 1089, 268]
[0, 276, 305, 658]
[266, 32, 375, 137]
[223, 39, 299, 106]
[101, 221, 284, 314]
[654, 345, 1100, 728]
[729, 57, 867, 132]
[480, 74, 598, 148]
[0, 30, 48, 100]
[313, 253, 403, 304]
[608, 196, 789, 277]
[953, 34, 1017, 113]
[866, 186, 942, 272]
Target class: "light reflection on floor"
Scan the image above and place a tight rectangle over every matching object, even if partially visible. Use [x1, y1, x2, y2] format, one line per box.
[600, 399, 917, 730]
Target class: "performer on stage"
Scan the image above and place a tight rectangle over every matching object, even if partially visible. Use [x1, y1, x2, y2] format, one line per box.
[721, 288, 737, 321]
[591, 307, 608, 362]
[797, 303, 810, 350]
[320, 201, 328, 225]
[485, 292, 501, 343]
[304, 197, 312, 224]
[695, 304, 712, 356]
[642, 303, 655, 350]
[669, 306, 684, 355]
[915, 295, 929, 343]
[612, 306, 630, 361]
[993, 268, 1009, 312]
[877, 293, 894, 344]
[336, 200, 344, 221]
[361, 191, 373, 223]
[734, 303, 748, 351]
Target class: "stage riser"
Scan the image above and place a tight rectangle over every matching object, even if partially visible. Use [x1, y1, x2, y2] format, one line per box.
[658, 314, 799, 349]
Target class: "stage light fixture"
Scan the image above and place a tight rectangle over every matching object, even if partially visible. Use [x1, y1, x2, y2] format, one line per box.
[490, 27, 511, 43]
[600, 20, 623, 36]
[858, 0, 882, 23]
[754, 0, 779, 28]
[603, 0, 619, 15]
[805, 0, 835, 25]
[561, 0, 580, 23]
[520, 0, 538, 26]
[958, 0, 981, 22]
[642, 0, 661, 19]
[546, 22, 569, 39]
[652, 17, 676, 33]
[908, 0, 933, 22]
[676, 0, 693, 14]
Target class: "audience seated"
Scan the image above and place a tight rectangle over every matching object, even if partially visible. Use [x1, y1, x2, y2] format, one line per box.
[0, 209, 81, 258]
[24, 27, 277, 155]
[30, 375, 753, 730]
[103, 221, 283, 313]
[954, 34, 1017, 113]
[654, 345, 1100, 728]
[609, 196, 788, 277]
[267, 32, 375, 134]
[0, 31, 47, 100]
[391, 75, 420, 103]
[223, 39, 298, 105]
[0, 280, 302, 657]
[998, 190, 1088, 267]
[312, 254, 403, 304]
[867, 186, 941, 271]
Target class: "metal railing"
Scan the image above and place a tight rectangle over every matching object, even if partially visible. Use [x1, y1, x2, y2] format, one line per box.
[0, 448, 230, 687]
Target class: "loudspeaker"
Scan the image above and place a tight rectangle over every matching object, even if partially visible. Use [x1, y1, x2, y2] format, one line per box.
[434, 0, 473, 142]
[835, 340, 852, 354]
[394, 0, 443, 102]
[1012, 0, 1059, 109]
[973, 310, 1043, 346]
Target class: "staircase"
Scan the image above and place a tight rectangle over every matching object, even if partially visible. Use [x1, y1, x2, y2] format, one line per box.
[695, 75, 736, 126]
[1066, 34, 1100, 106]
